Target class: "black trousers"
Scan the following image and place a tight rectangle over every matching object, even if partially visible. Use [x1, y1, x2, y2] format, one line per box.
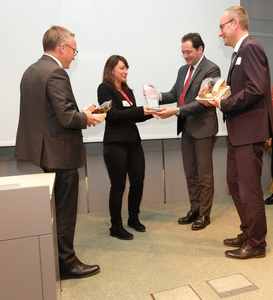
[103, 140, 145, 227]
[42, 167, 80, 270]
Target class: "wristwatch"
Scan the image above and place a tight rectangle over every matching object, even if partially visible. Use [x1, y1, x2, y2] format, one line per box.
[176, 107, 180, 116]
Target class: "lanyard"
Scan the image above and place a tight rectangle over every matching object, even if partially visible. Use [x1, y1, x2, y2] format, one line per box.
[119, 90, 133, 106]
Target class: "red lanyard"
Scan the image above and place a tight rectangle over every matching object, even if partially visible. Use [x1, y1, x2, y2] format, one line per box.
[119, 90, 133, 106]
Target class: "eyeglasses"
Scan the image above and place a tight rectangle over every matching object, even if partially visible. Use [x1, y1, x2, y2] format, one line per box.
[219, 19, 234, 31]
[65, 44, 78, 56]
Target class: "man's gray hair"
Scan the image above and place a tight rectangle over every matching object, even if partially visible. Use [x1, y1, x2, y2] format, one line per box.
[43, 26, 75, 52]
[226, 6, 249, 31]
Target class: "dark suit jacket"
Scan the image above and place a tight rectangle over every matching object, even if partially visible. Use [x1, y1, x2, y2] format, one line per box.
[221, 36, 273, 146]
[161, 56, 220, 137]
[97, 81, 152, 144]
[15, 55, 87, 169]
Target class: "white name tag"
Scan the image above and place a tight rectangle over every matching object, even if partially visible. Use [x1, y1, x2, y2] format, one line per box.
[122, 100, 131, 107]
[236, 57, 242, 65]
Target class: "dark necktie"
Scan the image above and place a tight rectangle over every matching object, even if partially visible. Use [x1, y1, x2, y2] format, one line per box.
[230, 52, 237, 67]
[178, 66, 194, 107]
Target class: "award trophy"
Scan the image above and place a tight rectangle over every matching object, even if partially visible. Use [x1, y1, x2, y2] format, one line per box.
[142, 83, 160, 111]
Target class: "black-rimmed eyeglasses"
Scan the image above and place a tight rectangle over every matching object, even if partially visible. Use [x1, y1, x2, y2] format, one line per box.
[220, 19, 234, 31]
[65, 44, 78, 56]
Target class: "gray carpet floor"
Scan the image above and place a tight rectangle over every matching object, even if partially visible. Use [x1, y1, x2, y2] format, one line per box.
[61, 193, 273, 300]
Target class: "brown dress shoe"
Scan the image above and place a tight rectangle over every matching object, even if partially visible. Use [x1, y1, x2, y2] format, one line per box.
[191, 216, 210, 230]
[178, 210, 199, 225]
[225, 243, 266, 259]
[223, 232, 248, 247]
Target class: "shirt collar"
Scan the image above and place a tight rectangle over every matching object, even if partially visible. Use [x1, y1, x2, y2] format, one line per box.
[44, 53, 63, 68]
[234, 34, 249, 52]
[192, 55, 204, 70]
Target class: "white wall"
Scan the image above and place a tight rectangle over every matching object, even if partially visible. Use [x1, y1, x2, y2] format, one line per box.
[0, 0, 240, 146]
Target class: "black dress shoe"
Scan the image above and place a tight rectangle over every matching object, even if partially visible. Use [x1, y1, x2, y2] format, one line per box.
[178, 210, 199, 225]
[127, 219, 146, 232]
[60, 262, 100, 280]
[110, 226, 134, 240]
[265, 194, 273, 205]
[225, 243, 266, 259]
[191, 216, 210, 230]
[223, 232, 248, 247]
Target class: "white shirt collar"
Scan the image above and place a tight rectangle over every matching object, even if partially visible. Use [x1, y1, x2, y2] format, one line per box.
[183, 55, 203, 85]
[234, 34, 249, 52]
[193, 55, 204, 70]
[185, 55, 204, 80]
[44, 53, 63, 68]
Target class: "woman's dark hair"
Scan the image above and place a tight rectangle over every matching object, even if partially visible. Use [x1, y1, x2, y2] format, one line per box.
[102, 55, 132, 93]
[181, 33, 205, 52]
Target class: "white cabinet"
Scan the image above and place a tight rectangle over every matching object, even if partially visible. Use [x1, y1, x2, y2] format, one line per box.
[0, 174, 60, 300]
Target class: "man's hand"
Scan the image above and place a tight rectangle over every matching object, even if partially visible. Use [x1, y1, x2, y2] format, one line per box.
[143, 84, 154, 99]
[85, 111, 99, 127]
[154, 107, 177, 119]
[201, 100, 212, 107]
[143, 84, 162, 101]
[207, 97, 221, 108]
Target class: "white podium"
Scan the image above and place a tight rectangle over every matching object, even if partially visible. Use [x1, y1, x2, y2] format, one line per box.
[0, 173, 61, 300]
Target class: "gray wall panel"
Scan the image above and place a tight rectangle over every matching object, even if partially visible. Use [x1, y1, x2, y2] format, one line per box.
[241, 0, 273, 21]
[0, 140, 271, 214]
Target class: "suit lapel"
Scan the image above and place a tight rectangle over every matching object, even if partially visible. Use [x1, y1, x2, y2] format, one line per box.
[178, 56, 206, 105]
[227, 36, 251, 84]
[187, 56, 206, 90]
[180, 67, 188, 91]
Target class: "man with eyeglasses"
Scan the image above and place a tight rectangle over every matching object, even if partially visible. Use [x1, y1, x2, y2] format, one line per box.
[15, 26, 100, 278]
[207, 6, 273, 259]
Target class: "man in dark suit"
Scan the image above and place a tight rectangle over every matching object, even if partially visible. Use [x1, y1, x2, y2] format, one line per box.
[155, 33, 220, 230]
[15, 26, 100, 278]
[208, 6, 273, 259]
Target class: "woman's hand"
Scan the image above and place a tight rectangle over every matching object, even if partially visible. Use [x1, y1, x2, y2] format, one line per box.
[154, 107, 176, 119]
[143, 107, 155, 115]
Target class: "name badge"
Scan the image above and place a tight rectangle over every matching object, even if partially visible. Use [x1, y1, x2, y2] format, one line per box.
[236, 57, 242, 65]
[122, 100, 131, 107]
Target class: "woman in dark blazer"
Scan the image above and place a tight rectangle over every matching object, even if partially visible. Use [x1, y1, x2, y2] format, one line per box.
[97, 55, 153, 240]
